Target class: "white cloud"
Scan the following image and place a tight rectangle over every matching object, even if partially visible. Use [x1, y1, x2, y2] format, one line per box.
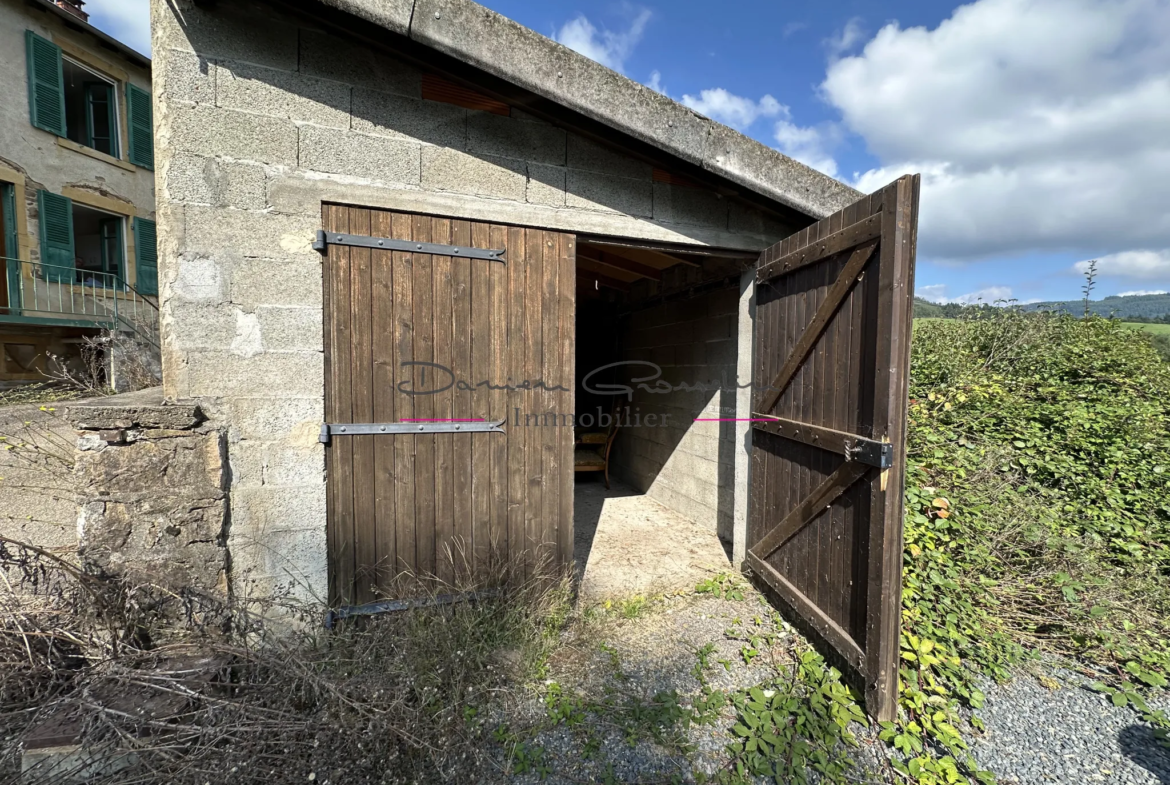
[646, 70, 666, 94]
[822, 0, 1170, 265]
[1073, 250, 1170, 281]
[83, 0, 151, 56]
[1118, 289, 1168, 296]
[774, 118, 840, 177]
[555, 9, 652, 73]
[681, 89, 782, 130]
[917, 284, 1016, 305]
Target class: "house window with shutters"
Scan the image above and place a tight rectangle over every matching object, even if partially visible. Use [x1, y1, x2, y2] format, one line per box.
[25, 31, 154, 169]
[36, 190, 148, 290]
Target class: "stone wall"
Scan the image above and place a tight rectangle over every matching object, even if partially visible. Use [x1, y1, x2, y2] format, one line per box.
[151, 0, 790, 598]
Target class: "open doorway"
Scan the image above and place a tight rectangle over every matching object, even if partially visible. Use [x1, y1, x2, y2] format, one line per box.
[571, 240, 754, 599]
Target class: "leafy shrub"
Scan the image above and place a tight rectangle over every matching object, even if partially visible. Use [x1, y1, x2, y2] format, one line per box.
[892, 310, 1170, 782]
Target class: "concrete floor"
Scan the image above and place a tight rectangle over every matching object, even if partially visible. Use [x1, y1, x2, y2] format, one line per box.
[573, 476, 733, 603]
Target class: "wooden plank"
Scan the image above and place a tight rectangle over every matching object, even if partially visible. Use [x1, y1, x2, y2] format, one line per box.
[540, 230, 561, 571]
[757, 241, 877, 415]
[349, 206, 377, 605]
[558, 232, 576, 569]
[576, 249, 662, 281]
[524, 228, 544, 577]
[450, 218, 474, 581]
[470, 220, 492, 575]
[748, 551, 866, 670]
[757, 212, 882, 284]
[751, 414, 889, 463]
[370, 207, 397, 596]
[326, 204, 356, 606]
[576, 256, 642, 283]
[506, 226, 527, 573]
[489, 222, 509, 564]
[392, 211, 416, 580]
[431, 217, 455, 584]
[412, 214, 437, 579]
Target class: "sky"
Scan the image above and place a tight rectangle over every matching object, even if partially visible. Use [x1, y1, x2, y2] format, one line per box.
[85, 0, 1170, 305]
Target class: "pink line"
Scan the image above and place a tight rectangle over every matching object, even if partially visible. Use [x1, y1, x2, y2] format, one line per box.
[401, 418, 486, 422]
[693, 418, 775, 422]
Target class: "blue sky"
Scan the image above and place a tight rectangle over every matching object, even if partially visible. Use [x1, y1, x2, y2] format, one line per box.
[87, 0, 1170, 304]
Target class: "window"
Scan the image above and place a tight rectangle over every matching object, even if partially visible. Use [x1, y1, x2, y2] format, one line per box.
[62, 58, 119, 157]
[35, 190, 156, 294]
[25, 31, 153, 168]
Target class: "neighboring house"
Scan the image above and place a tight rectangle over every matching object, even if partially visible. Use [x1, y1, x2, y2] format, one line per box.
[142, 0, 918, 718]
[0, 0, 158, 387]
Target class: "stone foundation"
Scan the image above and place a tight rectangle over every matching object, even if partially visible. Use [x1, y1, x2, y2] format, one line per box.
[68, 390, 229, 597]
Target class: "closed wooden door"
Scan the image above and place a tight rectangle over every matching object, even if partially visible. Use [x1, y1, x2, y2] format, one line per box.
[749, 175, 919, 720]
[323, 205, 576, 606]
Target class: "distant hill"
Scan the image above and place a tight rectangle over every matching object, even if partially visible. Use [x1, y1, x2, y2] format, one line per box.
[1022, 292, 1170, 319]
[913, 292, 1170, 320]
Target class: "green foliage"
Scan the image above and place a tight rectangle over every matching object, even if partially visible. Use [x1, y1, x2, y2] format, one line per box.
[894, 309, 1170, 782]
[695, 573, 746, 601]
[703, 649, 867, 785]
[1023, 291, 1170, 320]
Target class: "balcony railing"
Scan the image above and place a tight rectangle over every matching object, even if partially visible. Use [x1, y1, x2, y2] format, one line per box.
[1, 256, 159, 349]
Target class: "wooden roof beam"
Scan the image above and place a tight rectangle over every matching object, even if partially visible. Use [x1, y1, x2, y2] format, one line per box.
[577, 250, 663, 281]
[576, 270, 631, 292]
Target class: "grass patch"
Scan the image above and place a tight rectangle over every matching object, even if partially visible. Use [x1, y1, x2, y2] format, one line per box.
[1121, 321, 1170, 335]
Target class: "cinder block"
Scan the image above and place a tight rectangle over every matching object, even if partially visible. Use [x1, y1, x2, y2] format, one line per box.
[229, 524, 327, 584]
[352, 89, 466, 148]
[226, 397, 324, 440]
[256, 306, 323, 352]
[163, 49, 215, 105]
[422, 148, 526, 201]
[230, 257, 322, 308]
[187, 351, 324, 398]
[527, 163, 566, 207]
[165, 153, 267, 209]
[467, 112, 566, 166]
[263, 443, 326, 487]
[217, 61, 351, 129]
[231, 486, 327, 533]
[165, 0, 299, 70]
[667, 186, 729, 229]
[729, 202, 792, 242]
[299, 126, 421, 185]
[229, 439, 267, 487]
[184, 206, 318, 260]
[566, 170, 653, 217]
[166, 303, 236, 350]
[168, 104, 298, 166]
[168, 255, 226, 304]
[299, 29, 421, 96]
[567, 135, 651, 178]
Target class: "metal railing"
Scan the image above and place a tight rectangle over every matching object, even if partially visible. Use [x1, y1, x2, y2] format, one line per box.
[1, 256, 159, 350]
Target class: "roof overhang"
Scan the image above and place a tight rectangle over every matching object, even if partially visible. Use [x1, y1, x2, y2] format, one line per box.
[29, 0, 151, 69]
[294, 0, 861, 223]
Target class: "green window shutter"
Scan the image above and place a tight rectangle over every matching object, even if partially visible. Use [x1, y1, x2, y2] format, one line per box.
[25, 31, 66, 137]
[37, 190, 74, 283]
[126, 84, 154, 170]
[133, 217, 157, 296]
[3, 184, 21, 312]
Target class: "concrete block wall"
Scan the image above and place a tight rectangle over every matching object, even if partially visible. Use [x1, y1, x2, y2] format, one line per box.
[608, 285, 743, 542]
[152, 0, 786, 600]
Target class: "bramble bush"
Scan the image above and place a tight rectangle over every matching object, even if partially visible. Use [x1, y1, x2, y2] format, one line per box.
[889, 310, 1170, 783]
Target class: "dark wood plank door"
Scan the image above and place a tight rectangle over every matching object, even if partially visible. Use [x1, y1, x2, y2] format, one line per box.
[323, 205, 576, 606]
[749, 175, 919, 720]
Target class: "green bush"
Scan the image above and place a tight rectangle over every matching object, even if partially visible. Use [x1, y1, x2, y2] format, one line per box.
[892, 311, 1170, 782]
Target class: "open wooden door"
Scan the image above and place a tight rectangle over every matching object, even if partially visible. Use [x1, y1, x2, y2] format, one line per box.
[748, 175, 919, 720]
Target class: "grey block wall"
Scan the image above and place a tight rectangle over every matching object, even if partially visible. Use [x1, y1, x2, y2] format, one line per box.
[608, 285, 743, 542]
[152, 0, 788, 602]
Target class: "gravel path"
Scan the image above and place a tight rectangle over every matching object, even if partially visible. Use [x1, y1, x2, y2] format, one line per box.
[968, 666, 1170, 785]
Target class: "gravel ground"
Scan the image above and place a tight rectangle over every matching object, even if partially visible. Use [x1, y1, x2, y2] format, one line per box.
[967, 666, 1170, 785]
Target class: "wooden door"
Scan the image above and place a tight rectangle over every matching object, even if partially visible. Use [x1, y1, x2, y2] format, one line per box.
[749, 175, 919, 720]
[323, 205, 576, 606]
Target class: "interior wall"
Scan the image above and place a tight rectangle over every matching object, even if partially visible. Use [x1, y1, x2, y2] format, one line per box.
[604, 284, 742, 544]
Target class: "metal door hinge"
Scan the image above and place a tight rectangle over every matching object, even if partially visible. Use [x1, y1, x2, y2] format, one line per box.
[313, 229, 505, 262]
[844, 439, 893, 469]
[319, 419, 506, 443]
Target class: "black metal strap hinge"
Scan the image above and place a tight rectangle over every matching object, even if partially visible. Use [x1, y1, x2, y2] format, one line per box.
[313, 229, 505, 262]
[319, 419, 506, 443]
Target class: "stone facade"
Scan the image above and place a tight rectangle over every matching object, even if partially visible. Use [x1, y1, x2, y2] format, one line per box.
[151, 0, 796, 601]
